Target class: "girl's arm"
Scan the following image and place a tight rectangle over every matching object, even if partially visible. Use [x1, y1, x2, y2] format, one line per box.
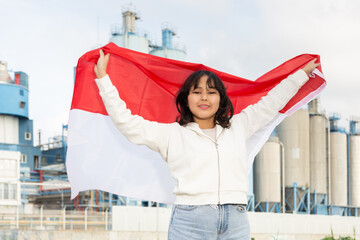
[232, 59, 320, 139]
[94, 50, 175, 159]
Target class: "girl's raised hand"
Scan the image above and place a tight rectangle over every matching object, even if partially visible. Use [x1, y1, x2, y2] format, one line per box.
[302, 58, 321, 76]
[94, 49, 110, 79]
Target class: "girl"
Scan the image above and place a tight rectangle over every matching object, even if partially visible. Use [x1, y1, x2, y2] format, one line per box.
[94, 49, 320, 239]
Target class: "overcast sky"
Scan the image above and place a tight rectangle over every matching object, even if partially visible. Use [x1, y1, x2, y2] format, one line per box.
[0, 0, 359, 144]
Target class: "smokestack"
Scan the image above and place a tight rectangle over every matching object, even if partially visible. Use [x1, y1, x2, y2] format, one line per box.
[0, 60, 11, 83]
[122, 5, 140, 34]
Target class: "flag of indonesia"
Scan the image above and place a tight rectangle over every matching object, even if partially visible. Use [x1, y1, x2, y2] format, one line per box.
[66, 42, 326, 203]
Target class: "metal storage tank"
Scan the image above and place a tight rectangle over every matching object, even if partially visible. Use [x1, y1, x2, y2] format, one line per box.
[309, 115, 327, 194]
[109, 6, 149, 53]
[308, 98, 328, 212]
[277, 109, 310, 187]
[350, 135, 360, 207]
[254, 136, 281, 211]
[149, 24, 186, 61]
[350, 118, 360, 207]
[330, 131, 347, 206]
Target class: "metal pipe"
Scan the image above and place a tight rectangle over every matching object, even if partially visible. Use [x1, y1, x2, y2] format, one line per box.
[324, 115, 331, 212]
[293, 182, 297, 214]
[39, 170, 43, 191]
[156, 202, 159, 235]
[61, 190, 64, 209]
[63, 206, 66, 230]
[40, 205, 43, 229]
[105, 208, 109, 231]
[124, 26, 128, 48]
[347, 132, 351, 215]
[307, 187, 310, 214]
[20, 182, 70, 187]
[91, 190, 93, 214]
[85, 207, 88, 230]
[16, 205, 19, 229]
[109, 193, 113, 212]
[280, 141, 285, 214]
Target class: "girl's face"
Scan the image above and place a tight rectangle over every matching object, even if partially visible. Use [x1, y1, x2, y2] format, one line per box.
[187, 75, 220, 128]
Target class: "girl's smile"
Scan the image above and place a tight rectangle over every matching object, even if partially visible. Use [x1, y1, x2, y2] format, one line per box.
[198, 104, 210, 110]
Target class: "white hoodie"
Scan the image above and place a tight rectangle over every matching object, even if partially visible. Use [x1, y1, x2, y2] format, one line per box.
[95, 69, 309, 205]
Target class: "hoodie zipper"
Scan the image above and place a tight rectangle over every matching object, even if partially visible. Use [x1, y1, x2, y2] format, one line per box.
[188, 124, 224, 205]
[193, 127, 224, 206]
[214, 128, 224, 205]
[215, 138, 221, 205]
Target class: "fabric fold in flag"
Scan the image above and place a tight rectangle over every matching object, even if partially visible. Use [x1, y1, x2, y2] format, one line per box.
[66, 42, 326, 203]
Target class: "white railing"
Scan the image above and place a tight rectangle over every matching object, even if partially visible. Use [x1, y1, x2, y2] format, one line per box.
[0, 207, 111, 230]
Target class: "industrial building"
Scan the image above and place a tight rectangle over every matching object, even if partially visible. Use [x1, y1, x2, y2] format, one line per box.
[254, 100, 360, 217]
[0, 61, 40, 213]
[0, 4, 359, 237]
[0, 60, 70, 213]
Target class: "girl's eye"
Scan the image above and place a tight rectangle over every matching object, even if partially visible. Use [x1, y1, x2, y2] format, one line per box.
[193, 91, 200, 94]
[209, 92, 217, 94]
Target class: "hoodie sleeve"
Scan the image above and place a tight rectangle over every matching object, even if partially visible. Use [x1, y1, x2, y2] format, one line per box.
[95, 74, 176, 160]
[232, 69, 309, 139]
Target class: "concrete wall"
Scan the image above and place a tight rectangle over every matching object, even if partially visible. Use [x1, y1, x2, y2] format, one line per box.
[0, 230, 168, 240]
[112, 206, 360, 239]
[113, 205, 171, 232]
[1, 206, 359, 240]
[248, 212, 360, 239]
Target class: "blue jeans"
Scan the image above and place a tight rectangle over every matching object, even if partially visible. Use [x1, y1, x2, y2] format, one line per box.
[168, 204, 250, 240]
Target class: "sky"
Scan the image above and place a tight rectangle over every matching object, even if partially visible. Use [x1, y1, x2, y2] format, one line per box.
[0, 0, 359, 144]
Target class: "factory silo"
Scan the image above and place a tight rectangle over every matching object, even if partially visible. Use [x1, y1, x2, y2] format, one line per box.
[248, 164, 254, 209]
[277, 109, 310, 212]
[149, 23, 186, 61]
[110, 6, 149, 53]
[329, 114, 347, 206]
[350, 119, 360, 209]
[308, 99, 328, 206]
[254, 136, 281, 212]
[277, 109, 310, 187]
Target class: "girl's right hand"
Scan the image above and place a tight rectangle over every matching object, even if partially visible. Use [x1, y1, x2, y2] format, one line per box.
[302, 58, 321, 76]
[94, 49, 110, 79]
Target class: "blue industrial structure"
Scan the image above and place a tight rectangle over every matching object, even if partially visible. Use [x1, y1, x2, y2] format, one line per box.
[41, 124, 68, 166]
[0, 63, 72, 209]
[162, 27, 174, 49]
[0, 70, 42, 170]
[0, 71, 29, 118]
[329, 113, 346, 134]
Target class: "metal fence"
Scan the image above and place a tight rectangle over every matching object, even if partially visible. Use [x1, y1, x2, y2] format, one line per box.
[0, 207, 111, 230]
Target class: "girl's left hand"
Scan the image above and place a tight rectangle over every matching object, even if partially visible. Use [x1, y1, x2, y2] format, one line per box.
[302, 58, 321, 76]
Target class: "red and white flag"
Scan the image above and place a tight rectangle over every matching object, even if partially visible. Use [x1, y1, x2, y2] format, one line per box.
[66, 42, 326, 203]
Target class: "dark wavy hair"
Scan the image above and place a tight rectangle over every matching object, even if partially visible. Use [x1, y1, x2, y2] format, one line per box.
[176, 70, 234, 128]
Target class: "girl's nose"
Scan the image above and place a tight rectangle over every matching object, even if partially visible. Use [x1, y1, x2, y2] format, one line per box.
[201, 93, 207, 100]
